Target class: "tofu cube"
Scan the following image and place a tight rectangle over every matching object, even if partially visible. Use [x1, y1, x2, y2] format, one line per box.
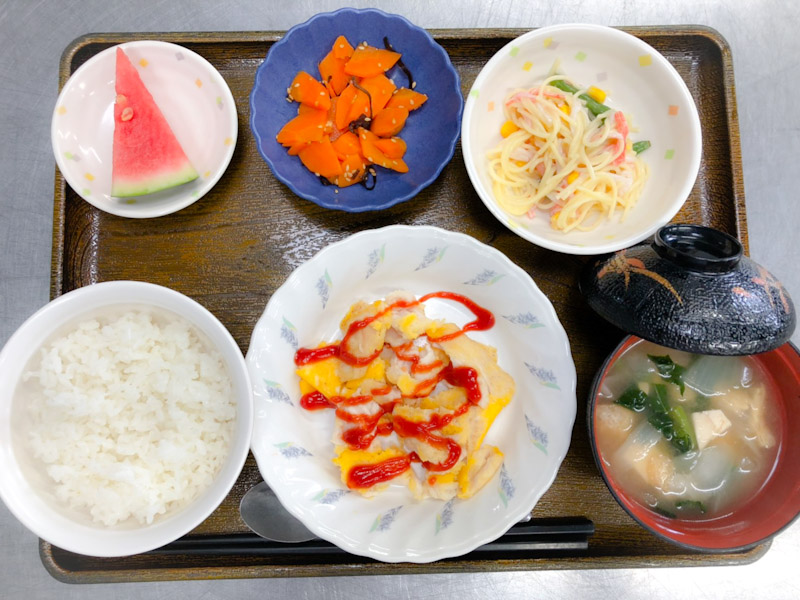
[691, 409, 732, 450]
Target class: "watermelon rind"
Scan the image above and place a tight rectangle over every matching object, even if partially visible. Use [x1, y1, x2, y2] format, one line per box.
[111, 163, 198, 198]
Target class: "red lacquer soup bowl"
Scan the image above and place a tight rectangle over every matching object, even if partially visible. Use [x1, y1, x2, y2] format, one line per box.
[588, 335, 800, 552]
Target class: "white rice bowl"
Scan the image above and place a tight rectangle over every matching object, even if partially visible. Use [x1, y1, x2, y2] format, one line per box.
[0, 281, 253, 557]
[19, 308, 236, 527]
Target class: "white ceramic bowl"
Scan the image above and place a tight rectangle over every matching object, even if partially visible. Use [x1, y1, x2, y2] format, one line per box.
[462, 24, 702, 255]
[247, 225, 576, 562]
[52, 41, 238, 218]
[0, 281, 253, 557]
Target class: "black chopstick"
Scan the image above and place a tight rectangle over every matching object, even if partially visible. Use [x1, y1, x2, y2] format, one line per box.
[147, 517, 594, 558]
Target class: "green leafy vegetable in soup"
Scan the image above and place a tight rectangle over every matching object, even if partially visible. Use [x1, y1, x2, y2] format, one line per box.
[647, 354, 687, 393]
[615, 383, 695, 453]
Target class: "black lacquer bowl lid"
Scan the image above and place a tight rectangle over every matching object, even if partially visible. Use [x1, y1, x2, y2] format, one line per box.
[581, 224, 796, 355]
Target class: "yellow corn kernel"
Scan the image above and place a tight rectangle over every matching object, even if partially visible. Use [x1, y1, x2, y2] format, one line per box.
[512, 159, 527, 167]
[500, 120, 519, 138]
[587, 86, 606, 103]
[566, 171, 579, 185]
[558, 103, 571, 115]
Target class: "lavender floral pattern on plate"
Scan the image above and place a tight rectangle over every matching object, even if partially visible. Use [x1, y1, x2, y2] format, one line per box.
[315, 269, 332, 309]
[313, 489, 350, 505]
[263, 379, 293, 406]
[503, 312, 544, 329]
[366, 244, 386, 279]
[435, 498, 456, 534]
[525, 362, 560, 389]
[370, 506, 403, 532]
[525, 415, 549, 454]
[498, 463, 516, 507]
[464, 269, 505, 286]
[274, 442, 312, 459]
[415, 246, 447, 271]
[280, 317, 299, 349]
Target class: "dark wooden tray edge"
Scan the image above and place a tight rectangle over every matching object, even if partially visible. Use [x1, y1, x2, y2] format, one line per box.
[40, 541, 769, 584]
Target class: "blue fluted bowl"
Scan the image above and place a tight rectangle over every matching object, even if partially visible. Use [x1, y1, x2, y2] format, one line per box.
[250, 8, 463, 212]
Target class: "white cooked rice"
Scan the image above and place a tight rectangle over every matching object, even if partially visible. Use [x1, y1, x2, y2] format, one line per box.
[20, 308, 236, 527]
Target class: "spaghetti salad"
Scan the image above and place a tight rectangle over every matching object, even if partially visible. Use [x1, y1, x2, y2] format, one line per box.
[487, 75, 650, 233]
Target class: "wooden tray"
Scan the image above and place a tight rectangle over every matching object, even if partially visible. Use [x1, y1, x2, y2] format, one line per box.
[43, 26, 761, 582]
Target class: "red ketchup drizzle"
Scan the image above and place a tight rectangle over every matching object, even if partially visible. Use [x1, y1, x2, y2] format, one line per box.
[409, 374, 440, 398]
[300, 391, 335, 410]
[347, 456, 411, 489]
[294, 291, 493, 368]
[442, 364, 482, 404]
[392, 339, 443, 375]
[337, 394, 373, 406]
[335, 401, 385, 450]
[340, 420, 382, 449]
[409, 364, 482, 402]
[419, 291, 494, 342]
[376, 421, 394, 436]
[294, 292, 493, 489]
[393, 416, 462, 472]
[295, 344, 340, 366]
[378, 398, 401, 413]
[392, 367, 480, 472]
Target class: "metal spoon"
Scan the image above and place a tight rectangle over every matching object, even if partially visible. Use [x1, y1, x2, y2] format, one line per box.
[239, 480, 317, 543]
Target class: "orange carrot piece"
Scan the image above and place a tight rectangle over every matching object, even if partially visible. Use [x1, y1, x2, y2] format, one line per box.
[288, 71, 331, 110]
[297, 103, 320, 115]
[280, 37, 419, 186]
[335, 82, 359, 130]
[358, 74, 396, 116]
[276, 108, 327, 146]
[298, 139, 342, 178]
[344, 45, 401, 78]
[387, 157, 409, 173]
[369, 106, 408, 138]
[331, 131, 361, 157]
[334, 153, 368, 187]
[325, 96, 340, 138]
[358, 127, 409, 173]
[386, 88, 428, 111]
[374, 136, 407, 159]
[346, 87, 372, 125]
[332, 35, 355, 60]
[390, 157, 409, 173]
[288, 141, 311, 156]
[319, 51, 350, 96]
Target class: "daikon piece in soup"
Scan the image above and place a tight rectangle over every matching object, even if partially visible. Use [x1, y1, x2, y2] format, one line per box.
[594, 340, 781, 520]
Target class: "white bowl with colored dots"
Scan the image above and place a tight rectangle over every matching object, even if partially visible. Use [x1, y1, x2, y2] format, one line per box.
[461, 24, 702, 255]
[51, 40, 237, 218]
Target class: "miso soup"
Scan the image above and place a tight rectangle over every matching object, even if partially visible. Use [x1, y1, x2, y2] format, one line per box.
[595, 340, 781, 520]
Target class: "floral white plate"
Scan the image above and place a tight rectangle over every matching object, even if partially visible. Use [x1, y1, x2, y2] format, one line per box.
[51, 40, 237, 218]
[246, 225, 576, 563]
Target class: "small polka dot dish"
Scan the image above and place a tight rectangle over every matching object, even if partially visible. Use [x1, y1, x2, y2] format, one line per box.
[51, 41, 237, 218]
[462, 24, 702, 255]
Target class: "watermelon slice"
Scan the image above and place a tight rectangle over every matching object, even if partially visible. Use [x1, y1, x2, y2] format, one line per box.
[111, 47, 198, 197]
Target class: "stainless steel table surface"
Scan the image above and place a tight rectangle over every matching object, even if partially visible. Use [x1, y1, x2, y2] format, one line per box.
[1, 0, 798, 598]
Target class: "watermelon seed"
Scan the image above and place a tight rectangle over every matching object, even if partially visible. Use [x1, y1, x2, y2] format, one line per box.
[121, 107, 134, 121]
